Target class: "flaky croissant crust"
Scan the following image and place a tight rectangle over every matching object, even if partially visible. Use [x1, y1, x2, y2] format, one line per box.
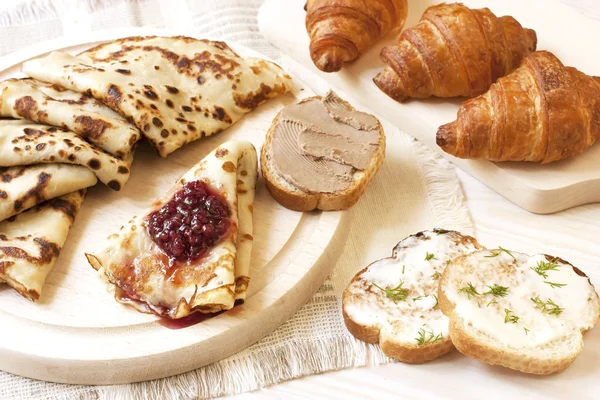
[306, 0, 408, 72]
[437, 51, 600, 164]
[374, 3, 537, 101]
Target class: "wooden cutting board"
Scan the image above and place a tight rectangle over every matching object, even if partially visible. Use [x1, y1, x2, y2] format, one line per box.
[0, 28, 348, 385]
[258, 0, 600, 214]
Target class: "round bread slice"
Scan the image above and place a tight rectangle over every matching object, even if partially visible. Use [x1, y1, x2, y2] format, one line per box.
[342, 229, 483, 363]
[260, 92, 385, 211]
[439, 249, 600, 375]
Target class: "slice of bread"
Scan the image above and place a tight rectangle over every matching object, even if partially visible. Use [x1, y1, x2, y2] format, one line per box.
[260, 94, 385, 211]
[342, 229, 483, 363]
[439, 249, 600, 374]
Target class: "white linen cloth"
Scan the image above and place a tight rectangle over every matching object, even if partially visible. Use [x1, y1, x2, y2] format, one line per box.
[0, 1, 472, 398]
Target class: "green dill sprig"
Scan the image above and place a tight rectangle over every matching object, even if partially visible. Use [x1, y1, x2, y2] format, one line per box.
[372, 281, 409, 302]
[545, 281, 567, 288]
[531, 295, 563, 316]
[432, 294, 439, 309]
[524, 327, 530, 335]
[546, 299, 563, 316]
[413, 296, 423, 301]
[530, 260, 559, 279]
[415, 328, 443, 346]
[531, 295, 545, 309]
[485, 247, 516, 261]
[504, 309, 519, 324]
[458, 282, 480, 299]
[425, 252, 437, 261]
[402, 265, 405, 274]
[487, 299, 498, 307]
[484, 284, 509, 297]
[432, 271, 442, 280]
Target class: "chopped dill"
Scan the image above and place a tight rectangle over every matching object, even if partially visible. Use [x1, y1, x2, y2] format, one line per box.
[485, 246, 516, 261]
[531, 260, 559, 279]
[415, 328, 443, 346]
[504, 309, 519, 324]
[545, 281, 567, 289]
[531, 295, 563, 316]
[458, 282, 480, 299]
[484, 284, 509, 297]
[372, 281, 409, 302]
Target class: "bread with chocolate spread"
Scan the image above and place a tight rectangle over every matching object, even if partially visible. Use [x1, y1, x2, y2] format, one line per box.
[260, 91, 385, 211]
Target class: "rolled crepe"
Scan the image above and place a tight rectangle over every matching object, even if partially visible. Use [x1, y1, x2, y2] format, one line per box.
[0, 78, 140, 158]
[22, 36, 293, 157]
[0, 164, 97, 222]
[0, 120, 132, 191]
[0, 189, 86, 301]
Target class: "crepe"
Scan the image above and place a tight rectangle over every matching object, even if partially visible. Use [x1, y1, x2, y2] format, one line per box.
[0, 164, 97, 222]
[0, 78, 140, 158]
[22, 36, 293, 157]
[0, 120, 132, 191]
[86, 140, 257, 318]
[0, 189, 86, 301]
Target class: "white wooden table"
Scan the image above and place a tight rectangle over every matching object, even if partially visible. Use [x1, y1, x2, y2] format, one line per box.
[0, 0, 596, 398]
[230, 1, 600, 398]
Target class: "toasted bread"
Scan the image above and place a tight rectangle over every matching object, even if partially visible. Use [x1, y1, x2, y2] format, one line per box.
[260, 93, 385, 211]
[342, 229, 483, 363]
[439, 249, 600, 374]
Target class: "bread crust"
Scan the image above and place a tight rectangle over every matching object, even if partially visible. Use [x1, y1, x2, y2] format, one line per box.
[260, 95, 385, 211]
[438, 252, 600, 375]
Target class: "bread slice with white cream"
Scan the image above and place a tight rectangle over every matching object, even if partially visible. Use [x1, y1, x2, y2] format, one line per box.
[439, 249, 600, 374]
[342, 229, 483, 363]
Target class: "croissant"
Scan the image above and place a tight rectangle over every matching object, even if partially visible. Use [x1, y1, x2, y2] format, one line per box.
[437, 51, 600, 164]
[306, 0, 408, 73]
[374, 3, 537, 101]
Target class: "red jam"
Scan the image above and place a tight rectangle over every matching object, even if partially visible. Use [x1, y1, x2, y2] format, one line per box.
[158, 311, 219, 329]
[146, 181, 231, 263]
[158, 299, 245, 329]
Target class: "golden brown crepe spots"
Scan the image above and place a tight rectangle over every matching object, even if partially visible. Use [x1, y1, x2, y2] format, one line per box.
[23, 36, 293, 157]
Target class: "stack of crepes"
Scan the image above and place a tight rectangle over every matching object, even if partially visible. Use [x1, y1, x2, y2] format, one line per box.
[0, 35, 292, 301]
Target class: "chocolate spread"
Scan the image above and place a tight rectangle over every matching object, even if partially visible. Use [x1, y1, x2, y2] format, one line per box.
[269, 91, 380, 193]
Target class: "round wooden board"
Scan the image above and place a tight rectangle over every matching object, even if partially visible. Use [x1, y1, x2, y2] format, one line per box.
[0, 29, 348, 385]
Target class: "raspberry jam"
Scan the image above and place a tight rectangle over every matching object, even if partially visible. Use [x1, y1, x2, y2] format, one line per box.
[146, 180, 231, 263]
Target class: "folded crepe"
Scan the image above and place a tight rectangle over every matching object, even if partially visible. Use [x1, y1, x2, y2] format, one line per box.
[0, 189, 86, 301]
[0, 78, 140, 159]
[0, 120, 132, 191]
[85, 140, 257, 318]
[22, 35, 293, 157]
[0, 164, 96, 222]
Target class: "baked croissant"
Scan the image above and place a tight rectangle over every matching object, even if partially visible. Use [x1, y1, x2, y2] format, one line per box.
[374, 3, 537, 101]
[437, 51, 600, 164]
[306, 0, 408, 72]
